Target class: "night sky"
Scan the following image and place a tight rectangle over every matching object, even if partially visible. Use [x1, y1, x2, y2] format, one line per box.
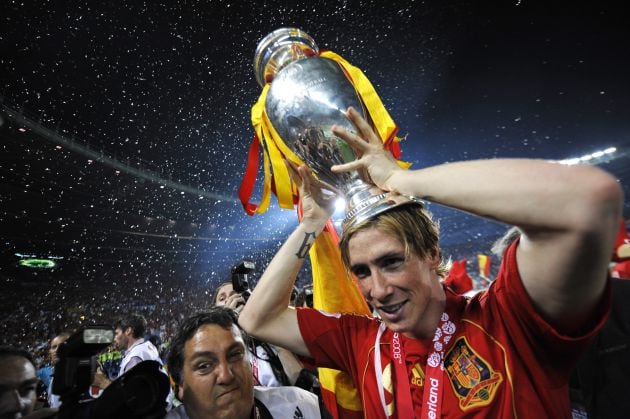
[1, 1, 629, 301]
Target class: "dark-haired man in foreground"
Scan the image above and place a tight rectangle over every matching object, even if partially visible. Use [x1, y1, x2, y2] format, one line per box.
[165, 307, 320, 419]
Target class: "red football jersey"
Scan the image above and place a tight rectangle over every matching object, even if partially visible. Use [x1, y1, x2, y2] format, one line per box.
[297, 241, 610, 418]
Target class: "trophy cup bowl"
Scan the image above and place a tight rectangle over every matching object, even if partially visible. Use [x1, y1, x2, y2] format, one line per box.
[254, 28, 420, 231]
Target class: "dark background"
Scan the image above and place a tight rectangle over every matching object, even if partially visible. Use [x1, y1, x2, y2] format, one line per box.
[1, 1, 629, 322]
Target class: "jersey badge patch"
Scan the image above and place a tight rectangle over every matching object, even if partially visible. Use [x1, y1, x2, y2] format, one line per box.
[444, 336, 503, 410]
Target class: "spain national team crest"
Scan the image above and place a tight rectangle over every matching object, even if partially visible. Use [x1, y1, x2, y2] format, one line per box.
[444, 337, 503, 410]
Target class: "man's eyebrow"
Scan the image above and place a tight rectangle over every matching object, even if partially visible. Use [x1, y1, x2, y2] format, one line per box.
[189, 342, 245, 360]
[189, 351, 217, 361]
[351, 251, 404, 270]
[0, 378, 40, 390]
[349, 262, 367, 272]
[227, 342, 245, 352]
[23, 378, 39, 386]
[373, 251, 405, 264]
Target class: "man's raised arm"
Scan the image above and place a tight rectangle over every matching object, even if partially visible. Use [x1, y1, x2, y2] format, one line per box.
[239, 162, 337, 357]
[332, 107, 623, 333]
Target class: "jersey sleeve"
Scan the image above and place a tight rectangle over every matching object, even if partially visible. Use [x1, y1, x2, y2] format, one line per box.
[489, 239, 611, 379]
[297, 307, 373, 378]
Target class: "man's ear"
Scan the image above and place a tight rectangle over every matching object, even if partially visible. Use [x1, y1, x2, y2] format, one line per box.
[125, 327, 133, 337]
[177, 381, 185, 401]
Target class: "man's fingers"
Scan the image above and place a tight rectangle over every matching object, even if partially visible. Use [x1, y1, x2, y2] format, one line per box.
[284, 159, 303, 186]
[227, 294, 245, 310]
[345, 107, 381, 144]
[331, 125, 368, 152]
[297, 165, 315, 190]
[332, 160, 362, 173]
[286, 160, 319, 195]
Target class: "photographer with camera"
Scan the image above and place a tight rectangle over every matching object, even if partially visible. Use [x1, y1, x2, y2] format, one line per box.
[212, 282, 247, 315]
[51, 325, 170, 419]
[92, 314, 163, 391]
[212, 262, 316, 392]
[212, 261, 258, 316]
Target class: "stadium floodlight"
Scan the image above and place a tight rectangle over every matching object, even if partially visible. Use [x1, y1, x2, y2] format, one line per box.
[558, 147, 617, 166]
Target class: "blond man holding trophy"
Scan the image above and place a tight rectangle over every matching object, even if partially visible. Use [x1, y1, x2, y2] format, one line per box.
[239, 28, 623, 418]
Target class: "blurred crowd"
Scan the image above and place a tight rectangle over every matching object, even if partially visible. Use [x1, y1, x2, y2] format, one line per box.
[0, 269, 319, 373]
[1, 275, 209, 363]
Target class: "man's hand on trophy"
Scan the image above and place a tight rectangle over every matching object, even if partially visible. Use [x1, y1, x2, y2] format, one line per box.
[331, 106, 402, 191]
[284, 159, 339, 223]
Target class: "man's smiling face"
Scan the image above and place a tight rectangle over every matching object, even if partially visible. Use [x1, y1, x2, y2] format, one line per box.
[349, 225, 441, 339]
[179, 323, 254, 419]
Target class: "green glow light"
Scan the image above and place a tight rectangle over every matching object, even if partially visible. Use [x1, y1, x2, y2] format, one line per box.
[18, 259, 56, 269]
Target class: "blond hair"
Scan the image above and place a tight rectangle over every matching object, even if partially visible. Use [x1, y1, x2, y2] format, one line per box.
[340, 204, 448, 278]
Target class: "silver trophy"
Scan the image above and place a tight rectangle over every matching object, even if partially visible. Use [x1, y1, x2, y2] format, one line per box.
[254, 28, 419, 231]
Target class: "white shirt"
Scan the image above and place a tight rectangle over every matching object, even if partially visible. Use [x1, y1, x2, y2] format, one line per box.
[119, 338, 161, 374]
[164, 386, 320, 419]
[251, 344, 283, 387]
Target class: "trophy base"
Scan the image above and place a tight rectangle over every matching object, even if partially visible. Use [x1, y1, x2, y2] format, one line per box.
[342, 183, 423, 232]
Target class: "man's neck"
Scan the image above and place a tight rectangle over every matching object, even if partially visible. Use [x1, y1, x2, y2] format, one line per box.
[125, 336, 143, 351]
[403, 285, 447, 340]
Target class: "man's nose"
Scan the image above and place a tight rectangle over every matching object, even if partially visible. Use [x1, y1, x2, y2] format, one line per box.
[370, 271, 393, 301]
[215, 360, 235, 385]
